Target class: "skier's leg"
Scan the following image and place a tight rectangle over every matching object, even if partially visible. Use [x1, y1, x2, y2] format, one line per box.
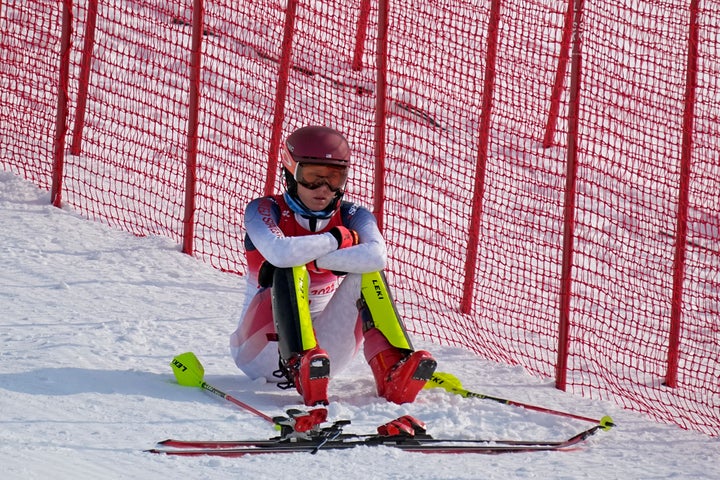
[271, 265, 329, 406]
[230, 287, 278, 380]
[359, 271, 437, 404]
[310, 273, 364, 375]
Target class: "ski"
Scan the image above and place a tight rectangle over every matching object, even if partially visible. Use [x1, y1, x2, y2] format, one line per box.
[156, 427, 592, 449]
[148, 425, 602, 457]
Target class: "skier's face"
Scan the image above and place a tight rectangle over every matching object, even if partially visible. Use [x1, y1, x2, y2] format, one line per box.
[296, 181, 336, 211]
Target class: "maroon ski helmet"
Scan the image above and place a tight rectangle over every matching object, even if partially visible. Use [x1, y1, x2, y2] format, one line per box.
[281, 126, 350, 177]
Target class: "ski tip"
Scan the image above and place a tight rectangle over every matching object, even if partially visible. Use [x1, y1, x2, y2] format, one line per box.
[599, 415, 615, 430]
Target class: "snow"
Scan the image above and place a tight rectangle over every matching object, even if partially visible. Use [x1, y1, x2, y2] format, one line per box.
[1, 171, 719, 479]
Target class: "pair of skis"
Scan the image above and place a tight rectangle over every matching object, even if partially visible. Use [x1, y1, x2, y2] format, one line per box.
[147, 414, 604, 457]
[149, 352, 611, 457]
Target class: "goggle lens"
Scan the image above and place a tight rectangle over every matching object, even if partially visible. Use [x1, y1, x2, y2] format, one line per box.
[295, 164, 348, 192]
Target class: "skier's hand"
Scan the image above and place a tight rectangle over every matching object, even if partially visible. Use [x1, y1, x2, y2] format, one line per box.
[308, 260, 347, 277]
[329, 226, 359, 249]
[306, 260, 330, 275]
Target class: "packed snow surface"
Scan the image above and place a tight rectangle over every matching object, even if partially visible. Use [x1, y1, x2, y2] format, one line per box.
[1, 172, 718, 479]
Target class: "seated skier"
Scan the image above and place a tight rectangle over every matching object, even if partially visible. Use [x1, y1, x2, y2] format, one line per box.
[230, 125, 436, 407]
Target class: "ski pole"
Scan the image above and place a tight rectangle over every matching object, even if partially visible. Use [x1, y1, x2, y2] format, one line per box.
[171, 351, 275, 424]
[425, 371, 614, 430]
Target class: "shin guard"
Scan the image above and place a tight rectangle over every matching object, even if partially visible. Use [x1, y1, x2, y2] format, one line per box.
[272, 266, 329, 406]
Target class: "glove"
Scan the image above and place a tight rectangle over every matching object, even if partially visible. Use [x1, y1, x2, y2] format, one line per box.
[329, 226, 359, 249]
[307, 260, 347, 277]
[306, 260, 330, 275]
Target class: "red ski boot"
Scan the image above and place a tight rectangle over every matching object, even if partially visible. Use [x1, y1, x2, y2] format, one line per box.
[368, 348, 437, 404]
[289, 346, 330, 407]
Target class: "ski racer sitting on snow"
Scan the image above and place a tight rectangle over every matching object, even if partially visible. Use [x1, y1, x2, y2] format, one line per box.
[230, 125, 437, 407]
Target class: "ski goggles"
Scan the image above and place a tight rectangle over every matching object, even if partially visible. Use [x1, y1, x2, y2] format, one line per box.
[295, 163, 348, 192]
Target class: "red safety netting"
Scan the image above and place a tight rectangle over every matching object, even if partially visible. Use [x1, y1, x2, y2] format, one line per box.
[1, 0, 717, 436]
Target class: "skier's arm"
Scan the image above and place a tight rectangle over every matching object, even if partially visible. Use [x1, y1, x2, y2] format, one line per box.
[314, 206, 387, 274]
[244, 197, 339, 268]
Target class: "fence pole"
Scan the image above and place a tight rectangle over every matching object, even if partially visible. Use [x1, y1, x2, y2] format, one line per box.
[182, 0, 205, 255]
[666, 0, 699, 388]
[265, 0, 299, 196]
[542, 2, 574, 148]
[459, 0, 501, 314]
[70, 0, 98, 155]
[352, 0, 372, 71]
[373, 0, 389, 231]
[556, 0, 584, 391]
[51, 0, 73, 207]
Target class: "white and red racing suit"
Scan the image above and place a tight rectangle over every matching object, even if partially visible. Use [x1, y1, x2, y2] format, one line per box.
[230, 194, 386, 381]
